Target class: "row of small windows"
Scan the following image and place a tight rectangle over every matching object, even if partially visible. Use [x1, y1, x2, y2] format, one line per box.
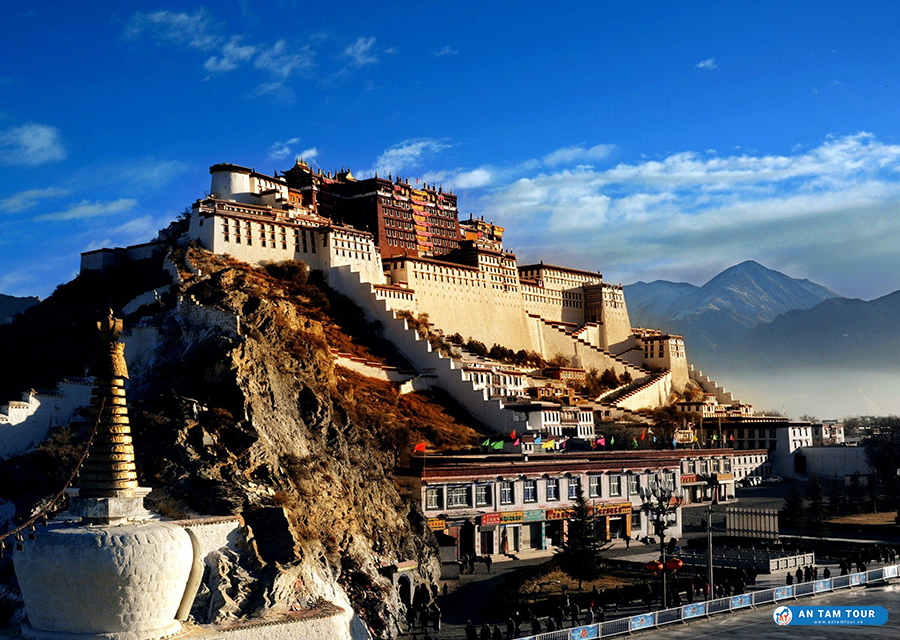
[425, 472, 678, 510]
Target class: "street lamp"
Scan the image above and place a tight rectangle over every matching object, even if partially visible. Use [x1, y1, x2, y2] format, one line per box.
[639, 473, 685, 609]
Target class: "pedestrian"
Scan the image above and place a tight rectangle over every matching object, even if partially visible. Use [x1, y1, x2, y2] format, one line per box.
[804, 566, 812, 582]
[506, 617, 515, 640]
[512, 610, 521, 634]
[460, 553, 468, 574]
[554, 605, 564, 630]
[585, 607, 594, 625]
[442, 582, 450, 598]
[481, 622, 492, 640]
[841, 561, 848, 576]
[492, 626, 503, 640]
[530, 616, 542, 635]
[569, 601, 580, 626]
[546, 618, 556, 631]
[597, 606, 606, 623]
[485, 555, 493, 573]
[685, 579, 694, 603]
[431, 604, 441, 633]
[813, 566, 819, 580]
[786, 572, 793, 586]
[795, 568, 803, 584]
[625, 536, 631, 549]
[466, 620, 477, 640]
[823, 567, 831, 579]
[419, 606, 429, 633]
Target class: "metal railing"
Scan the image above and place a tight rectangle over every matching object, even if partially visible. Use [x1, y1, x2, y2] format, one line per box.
[513, 564, 898, 640]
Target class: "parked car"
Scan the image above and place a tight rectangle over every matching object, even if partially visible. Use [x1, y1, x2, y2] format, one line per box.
[763, 475, 783, 483]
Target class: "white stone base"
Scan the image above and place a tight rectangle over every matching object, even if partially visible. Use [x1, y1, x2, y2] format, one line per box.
[20, 620, 184, 640]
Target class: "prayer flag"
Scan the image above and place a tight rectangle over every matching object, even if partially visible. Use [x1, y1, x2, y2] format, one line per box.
[597, 436, 606, 446]
[542, 439, 555, 449]
[729, 434, 734, 442]
[534, 435, 542, 444]
[641, 429, 645, 441]
[491, 441, 504, 450]
[513, 438, 520, 446]
[611, 435, 615, 445]
[510, 429, 517, 440]
[482, 439, 490, 446]
[632, 437, 638, 449]
[414, 442, 427, 452]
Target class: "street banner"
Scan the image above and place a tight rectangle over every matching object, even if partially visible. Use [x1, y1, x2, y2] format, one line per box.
[683, 603, 706, 618]
[731, 594, 752, 608]
[630, 613, 656, 631]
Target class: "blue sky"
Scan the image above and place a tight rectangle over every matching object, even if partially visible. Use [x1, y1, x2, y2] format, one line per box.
[3, 1, 900, 300]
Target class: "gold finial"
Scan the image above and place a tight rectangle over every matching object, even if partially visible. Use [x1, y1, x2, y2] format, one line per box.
[79, 312, 137, 498]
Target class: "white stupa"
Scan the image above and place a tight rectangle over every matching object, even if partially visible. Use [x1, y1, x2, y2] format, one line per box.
[13, 313, 199, 640]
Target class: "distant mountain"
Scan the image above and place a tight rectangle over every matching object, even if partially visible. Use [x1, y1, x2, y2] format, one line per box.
[624, 261, 841, 353]
[730, 289, 900, 369]
[0, 294, 39, 323]
[622, 280, 698, 327]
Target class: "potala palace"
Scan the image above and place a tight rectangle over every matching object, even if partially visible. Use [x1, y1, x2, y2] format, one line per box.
[76, 159, 748, 445]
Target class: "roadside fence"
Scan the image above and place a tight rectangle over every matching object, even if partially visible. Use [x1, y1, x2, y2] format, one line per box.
[513, 564, 899, 640]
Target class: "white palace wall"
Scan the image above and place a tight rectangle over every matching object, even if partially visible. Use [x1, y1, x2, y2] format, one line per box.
[385, 259, 536, 352]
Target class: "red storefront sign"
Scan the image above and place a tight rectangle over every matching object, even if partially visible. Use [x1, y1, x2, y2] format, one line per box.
[480, 513, 502, 526]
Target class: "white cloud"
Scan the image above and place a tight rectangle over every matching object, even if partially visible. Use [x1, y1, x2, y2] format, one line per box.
[344, 36, 379, 66]
[0, 187, 68, 213]
[34, 199, 137, 222]
[434, 46, 458, 57]
[204, 36, 257, 72]
[543, 144, 615, 166]
[696, 58, 718, 70]
[268, 137, 301, 160]
[0, 124, 66, 165]
[125, 9, 219, 51]
[254, 40, 314, 77]
[248, 82, 297, 104]
[473, 133, 900, 294]
[126, 10, 312, 79]
[372, 138, 451, 176]
[299, 147, 319, 162]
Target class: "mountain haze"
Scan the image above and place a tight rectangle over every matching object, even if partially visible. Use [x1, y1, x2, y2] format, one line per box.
[624, 261, 841, 352]
[0, 294, 39, 323]
[730, 289, 900, 368]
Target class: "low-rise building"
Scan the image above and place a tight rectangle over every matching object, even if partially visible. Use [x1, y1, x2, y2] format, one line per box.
[400, 449, 737, 558]
[505, 401, 595, 440]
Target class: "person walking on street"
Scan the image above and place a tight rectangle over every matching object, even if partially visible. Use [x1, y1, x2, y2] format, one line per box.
[530, 616, 542, 635]
[795, 568, 803, 584]
[823, 567, 831, 579]
[786, 572, 794, 585]
[492, 626, 503, 640]
[569, 601, 580, 626]
[480, 622, 491, 640]
[554, 605, 564, 630]
[431, 604, 441, 634]
[485, 555, 493, 573]
[506, 617, 515, 640]
[625, 536, 631, 550]
[465, 620, 477, 640]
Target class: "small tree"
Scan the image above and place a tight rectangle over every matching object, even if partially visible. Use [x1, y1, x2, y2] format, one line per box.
[556, 487, 605, 589]
[782, 480, 807, 532]
[806, 475, 828, 538]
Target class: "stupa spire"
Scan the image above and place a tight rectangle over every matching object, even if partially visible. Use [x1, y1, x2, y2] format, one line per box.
[78, 311, 138, 498]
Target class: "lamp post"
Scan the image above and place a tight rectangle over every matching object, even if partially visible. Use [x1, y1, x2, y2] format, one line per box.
[639, 473, 685, 609]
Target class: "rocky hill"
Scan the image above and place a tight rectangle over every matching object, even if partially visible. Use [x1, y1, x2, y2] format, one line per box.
[0, 247, 484, 637]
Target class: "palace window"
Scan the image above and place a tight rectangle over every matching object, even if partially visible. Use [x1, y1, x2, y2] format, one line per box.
[500, 481, 514, 505]
[588, 475, 600, 498]
[546, 478, 559, 501]
[610, 475, 622, 497]
[627, 474, 639, 496]
[447, 486, 471, 508]
[523, 480, 537, 503]
[425, 487, 442, 510]
[568, 477, 581, 500]
[475, 484, 492, 507]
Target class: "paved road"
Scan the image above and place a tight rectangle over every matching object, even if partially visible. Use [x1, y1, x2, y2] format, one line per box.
[647, 583, 900, 640]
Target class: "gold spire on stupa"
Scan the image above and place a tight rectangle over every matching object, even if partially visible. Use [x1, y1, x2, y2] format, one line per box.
[78, 311, 138, 498]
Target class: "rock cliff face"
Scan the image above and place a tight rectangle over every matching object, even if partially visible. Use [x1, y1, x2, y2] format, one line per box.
[1, 248, 480, 638]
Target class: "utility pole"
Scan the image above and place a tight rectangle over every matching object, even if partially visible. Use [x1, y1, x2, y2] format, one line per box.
[706, 503, 714, 600]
